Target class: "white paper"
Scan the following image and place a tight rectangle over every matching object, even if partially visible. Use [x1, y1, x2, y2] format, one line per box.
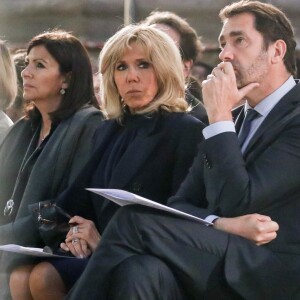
[87, 188, 212, 226]
[0, 244, 77, 258]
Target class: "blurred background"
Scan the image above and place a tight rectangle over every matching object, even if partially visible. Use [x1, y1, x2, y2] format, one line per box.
[0, 0, 299, 68]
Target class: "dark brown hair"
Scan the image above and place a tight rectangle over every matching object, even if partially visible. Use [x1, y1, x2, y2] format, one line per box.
[219, 0, 297, 76]
[142, 11, 203, 63]
[26, 29, 99, 123]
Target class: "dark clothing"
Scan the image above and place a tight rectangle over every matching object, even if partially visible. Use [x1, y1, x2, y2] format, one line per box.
[67, 205, 297, 300]
[0, 106, 103, 244]
[67, 83, 300, 299]
[50, 111, 204, 289]
[0, 106, 103, 300]
[185, 90, 208, 124]
[109, 255, 186, 300]
[57, 111, 204, 234]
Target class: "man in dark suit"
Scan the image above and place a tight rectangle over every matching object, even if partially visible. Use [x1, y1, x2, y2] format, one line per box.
[66, 1, 300, 299]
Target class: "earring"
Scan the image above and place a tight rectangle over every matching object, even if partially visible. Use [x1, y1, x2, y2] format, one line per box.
[60, 88, 66, 95]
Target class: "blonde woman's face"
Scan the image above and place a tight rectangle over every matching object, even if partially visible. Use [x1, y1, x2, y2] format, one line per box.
[114, 42, 158, 113]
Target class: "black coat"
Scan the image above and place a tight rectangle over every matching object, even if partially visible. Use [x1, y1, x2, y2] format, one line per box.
[57, 111, 205, 233]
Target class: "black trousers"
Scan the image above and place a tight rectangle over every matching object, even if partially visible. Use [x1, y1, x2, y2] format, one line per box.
[66, 206, 300, 300]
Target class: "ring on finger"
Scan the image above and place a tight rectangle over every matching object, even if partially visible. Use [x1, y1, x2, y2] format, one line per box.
[72, 238, 79, 244]
[72, 226, 79, 234]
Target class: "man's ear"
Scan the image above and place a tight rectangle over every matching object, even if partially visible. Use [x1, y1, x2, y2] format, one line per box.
[271, 39, 286, 64]
[183, 60, 193, 78]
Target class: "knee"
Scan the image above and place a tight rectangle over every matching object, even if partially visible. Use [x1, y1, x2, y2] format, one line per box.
[29, 262, 56, 293]
[10, 265, 30, 287]
[9, 265, 34, 297]
[110, 255, 178, 297]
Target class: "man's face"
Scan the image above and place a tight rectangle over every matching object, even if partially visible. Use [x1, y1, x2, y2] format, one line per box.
[152, 23, 192, 79]
[218, 12, 270, 88]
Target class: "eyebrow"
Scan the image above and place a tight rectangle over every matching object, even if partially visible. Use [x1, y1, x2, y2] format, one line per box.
[25, 57, 48, 64]
[219, 30, 245, 43]
[116, 57, 148, 63]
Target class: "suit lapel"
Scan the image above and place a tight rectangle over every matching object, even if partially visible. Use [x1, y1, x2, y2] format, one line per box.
[244, 84, 300, 162]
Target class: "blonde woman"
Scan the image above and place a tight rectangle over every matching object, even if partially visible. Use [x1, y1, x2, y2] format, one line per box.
[10, 25, 205, 300]
[0, 40, 17, 142]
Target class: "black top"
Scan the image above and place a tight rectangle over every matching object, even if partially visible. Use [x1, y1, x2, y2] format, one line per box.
[90, 113, 156, 208]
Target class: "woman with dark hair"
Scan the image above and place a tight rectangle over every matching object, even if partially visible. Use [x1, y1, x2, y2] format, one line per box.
[0, 30, 103, 299]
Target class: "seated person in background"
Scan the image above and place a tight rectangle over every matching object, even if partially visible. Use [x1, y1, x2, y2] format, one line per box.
[65, 1, 300, 299]
[187, 74, 203, 102]
[9, 25, 205, 300]
[0, 40, 17, 143]
[141, 10, 208, 124]
[0, 29, 103, 300]
[191, 60, 213, 85]
[6, 49, 27, 122]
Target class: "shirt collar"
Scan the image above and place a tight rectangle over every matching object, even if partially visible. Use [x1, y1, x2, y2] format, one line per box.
[245, 76, 296, 117]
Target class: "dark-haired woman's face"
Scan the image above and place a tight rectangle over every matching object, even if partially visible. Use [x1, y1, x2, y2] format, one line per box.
[21, 45, 67, 108]
[114, 42, 158, 113]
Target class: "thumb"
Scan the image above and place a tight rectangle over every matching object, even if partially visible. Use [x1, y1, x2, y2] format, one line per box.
[256, 214, 271, 222]
[238, 82, 259, 98]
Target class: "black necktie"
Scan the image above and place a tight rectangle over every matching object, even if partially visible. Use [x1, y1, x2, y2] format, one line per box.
[238, 109, 260, 146]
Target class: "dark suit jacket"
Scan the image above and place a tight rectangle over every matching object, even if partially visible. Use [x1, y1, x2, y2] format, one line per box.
[169, 83, 300, 297]
[57, 111, 204, 234]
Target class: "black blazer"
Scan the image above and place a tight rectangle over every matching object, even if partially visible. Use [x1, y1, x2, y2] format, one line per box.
[58, 111, 205, 233]
[169, 83, 300, 269]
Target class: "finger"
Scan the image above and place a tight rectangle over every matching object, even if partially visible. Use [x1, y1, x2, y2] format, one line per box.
[256, 214, 271, 222]
[69, 239, 82, 257]
[60, 242, 70, 252]
[71, 239, 85, 258]
[80, 239, 91, 257]
[69, 215, 88, 225]
[256, 232, 277, 245]
[218, 61, 235, 76]
[238, 82, 260, 98]
[258, 220, 279, 233]
[66, 241, 79, 257]
[212, 67, 225, 77]
[206, 74, 215, 80]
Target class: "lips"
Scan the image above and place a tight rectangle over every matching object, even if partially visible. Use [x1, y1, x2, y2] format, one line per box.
[23, 83, 34, 89]
[126, 90, 141, 94]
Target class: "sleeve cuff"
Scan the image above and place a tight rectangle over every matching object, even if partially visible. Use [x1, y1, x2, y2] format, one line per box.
[202, 121, 236, 139]
[205, 215, 219, 224]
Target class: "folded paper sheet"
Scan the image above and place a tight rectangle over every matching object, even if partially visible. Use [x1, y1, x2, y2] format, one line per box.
[87, 188, 212, 226]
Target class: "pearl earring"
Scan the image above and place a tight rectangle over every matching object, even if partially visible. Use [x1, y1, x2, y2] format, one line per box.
[60, 88, 66, 95]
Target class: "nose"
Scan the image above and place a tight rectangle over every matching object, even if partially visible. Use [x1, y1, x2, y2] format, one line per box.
[21, 65, 32, 79]
[219, 44, 234, 62]
[126, 66, 139, 82]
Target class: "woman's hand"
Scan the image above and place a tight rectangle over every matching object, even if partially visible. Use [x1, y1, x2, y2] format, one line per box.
[60, 216, 101, 258]
[214, 214, 279, 246]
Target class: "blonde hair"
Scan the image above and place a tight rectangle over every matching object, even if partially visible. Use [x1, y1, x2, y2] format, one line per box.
[0, 40, 17, 111]
[99, 24, 188, 121]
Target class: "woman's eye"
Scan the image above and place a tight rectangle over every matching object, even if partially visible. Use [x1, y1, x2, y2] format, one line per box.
[36, 62, 45, 68]
[116, 64, 126, 71]
[139, 61, 150, 69]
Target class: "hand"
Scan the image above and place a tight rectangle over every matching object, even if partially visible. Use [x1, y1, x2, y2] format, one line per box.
[65, 216, 101, 252]
[214, 214, 279, 246]
[60, 238, 91, 258]
[202, 62, 259, 124]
